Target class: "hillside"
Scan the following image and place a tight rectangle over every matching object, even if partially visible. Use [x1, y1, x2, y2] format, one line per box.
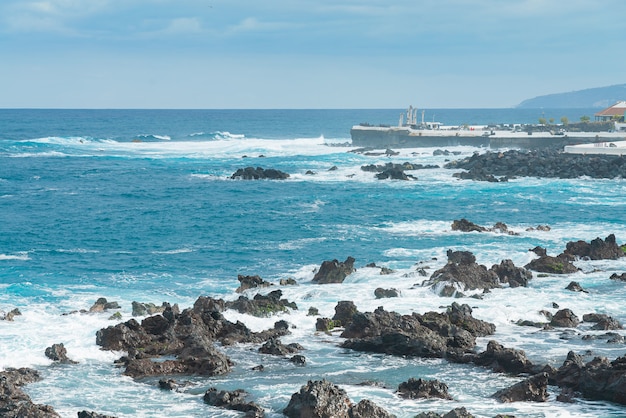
[517, 84, 626, 108]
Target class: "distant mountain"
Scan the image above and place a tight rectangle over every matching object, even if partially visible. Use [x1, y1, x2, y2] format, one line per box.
[517, 84, 626, 108]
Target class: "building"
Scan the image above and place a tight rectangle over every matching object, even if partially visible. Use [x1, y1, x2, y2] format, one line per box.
[594, 101, 626, 121]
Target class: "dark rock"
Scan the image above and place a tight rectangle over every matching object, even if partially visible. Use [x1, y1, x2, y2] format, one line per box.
[290, 355, 306, 365]
[563, 234, 624, 260]
[451, 219, 487, 233]
[283, 380, 352, 418]
[445, 149, 626, 180]
[349, 399, 395, 418]
[529, 246, 547, 257]
[312, 257, 356, 284]
[553, 352, 626, 405]
[89, 297, 120, 312]
[374, 288, 401, 298]
[473, 340, 535, 374]
[307, 307, 319, 316]
[226, 290, 297, 317]
[158, 379, 178, 391]
[259, 338, 303, 356]
[582, 313, 623, 330]
[396, 377, 453, 400]
[340, 303, 494, 360]
[443, 408, 475, 418]
[204, 387, 265, 417]
[609, 272, 626, 281]
[491, 259, 532, 287]
[0, 368, 60, 417]
[44, 343, 78, 364]
[427, 250, 500, 293]
[96, 296, 289, 378]
[332, 301, 359, 326]
[236, 274, 273, 293]
[131, 301, 169, 317]
[550, 309, 580, 328]
[316, 317, 340, 332]
[230, 166, 289, 180]
[280, 278, 298, 286]
[77, 412, 117, 418]
[525, 253, 579, 274]
[1, 308, 21, 321]
[493, 372, 549, 402]
[565, 281, 587, 292]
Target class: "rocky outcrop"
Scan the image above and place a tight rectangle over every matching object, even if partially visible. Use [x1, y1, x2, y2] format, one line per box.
[491, 259, 532, 288]
[96, 297, 289, 378]
[415, 407, 475, 418]
[525, 253, 579, 274]
[473, 340, 535, 374]
[230, 167, 290, 180]
[563, 234, 624, 260]
[312, 257, 356, 284]
[340, 302, 495, 360]
[226, 290, 297, 317]
[396, 378, 453, 400]
[45, 343, 78, 364]
[374, 288, 401, 298]
[550, 309, 580, 328]
[492, 372, 549, 402]
[445, 150, 626, 180]
[89, 297, 120, 312]
[0, 368, 60, 418]
[131, 301, 170, 317]
[203, 387, 265, 417]
[451, 219, 519, 235]
[426, 250, 501, 293]
[553, 352, 626, 405]
[258, 338, 303, 356]
[582, 313, 623, 330]
[0, 308, 21, 321]
[283, 379, 393, 418]
[235, 274, 272, 293]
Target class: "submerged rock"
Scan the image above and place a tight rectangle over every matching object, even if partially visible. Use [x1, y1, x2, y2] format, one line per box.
[204, 387, 265, 417]
[230, 166, 290, 180]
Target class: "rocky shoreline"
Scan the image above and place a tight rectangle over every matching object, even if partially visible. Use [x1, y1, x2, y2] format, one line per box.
[2, 228, 626, 417]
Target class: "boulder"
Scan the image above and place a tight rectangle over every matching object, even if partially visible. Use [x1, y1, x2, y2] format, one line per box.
[427, 250, 500, 293]
[332, 301, 359, 326]
[582, 313, 623, 330]
[610, 272, 626, 281]
[89, 297, 120, 312]
[349, 399, 396, 418]
[258, 338, 303, 356]
[283, 380, 352, 418]
[550, 309, 580, 328]
[44, 343, 78, 364]
[374, 288, 401, 298]
[565, 281, 587, 293]
[203, 387, 265, 417]
[226, 290, 297, 317]
[491, 259, 532, 287]
[451, 219, 487, 233]
[131, 301, 170, 317]
[312, 257, 356, 284]
[235, 274, 272, 293]
[493, 372, 549, 402]
[563, 234, 624, 260]
[396, 377, 453, 400]
[525, 254, 578, 274]
[77, 412, 117, 418]
[0, 308, 21, 321]
[473, 340, 535, 374]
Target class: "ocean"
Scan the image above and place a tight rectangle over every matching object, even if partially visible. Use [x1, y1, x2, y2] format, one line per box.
[1, 108, 625, 417]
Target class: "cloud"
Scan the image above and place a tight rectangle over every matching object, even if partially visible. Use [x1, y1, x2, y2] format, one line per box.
[161, 17, 203, 35]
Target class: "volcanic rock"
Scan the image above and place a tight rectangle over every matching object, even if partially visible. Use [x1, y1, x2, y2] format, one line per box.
[473, 340, 535, 374]
[563, 234, 624, 260]
[493, 372, 549, 402]
[396, 377, 453, 400]
[283, 379, 352, 418]
[235, 274, 273, 293]
[204, 387, 265, 417]
[226, 290, 297, 317]
[0, 368, 60, 418]
[491, 259, 532, 287]
[374, 288, 401, 298]
[44, 343, 78, 364]
[230, 166, 290, 180]
[312, 257, 356, 284]
[427, 250, 500, 293]
[550, 309, 580, 328]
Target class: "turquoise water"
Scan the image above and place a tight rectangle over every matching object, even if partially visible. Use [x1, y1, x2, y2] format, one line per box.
[1, 109, 626, 417]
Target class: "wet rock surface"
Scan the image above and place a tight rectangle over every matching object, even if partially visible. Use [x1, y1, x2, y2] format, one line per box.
[230, 166, 290, 180]
[446, 150, 626, 180]
[0, 368, 60, 418]
[312, 257, 356, 284]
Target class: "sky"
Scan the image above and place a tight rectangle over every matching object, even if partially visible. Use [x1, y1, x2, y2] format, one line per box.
[1, 0, 625, 109]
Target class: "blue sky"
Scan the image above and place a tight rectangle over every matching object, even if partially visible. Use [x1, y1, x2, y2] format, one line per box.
[1, 0, 624, 108]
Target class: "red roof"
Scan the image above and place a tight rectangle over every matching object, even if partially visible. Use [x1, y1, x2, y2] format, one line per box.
[595, 101, 626, 116]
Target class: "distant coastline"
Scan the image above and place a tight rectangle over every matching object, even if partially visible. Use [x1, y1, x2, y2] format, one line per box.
[517, 83, 626, 109]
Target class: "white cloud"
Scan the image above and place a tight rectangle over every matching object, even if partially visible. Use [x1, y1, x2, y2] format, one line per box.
[161, 17, 203, 35]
